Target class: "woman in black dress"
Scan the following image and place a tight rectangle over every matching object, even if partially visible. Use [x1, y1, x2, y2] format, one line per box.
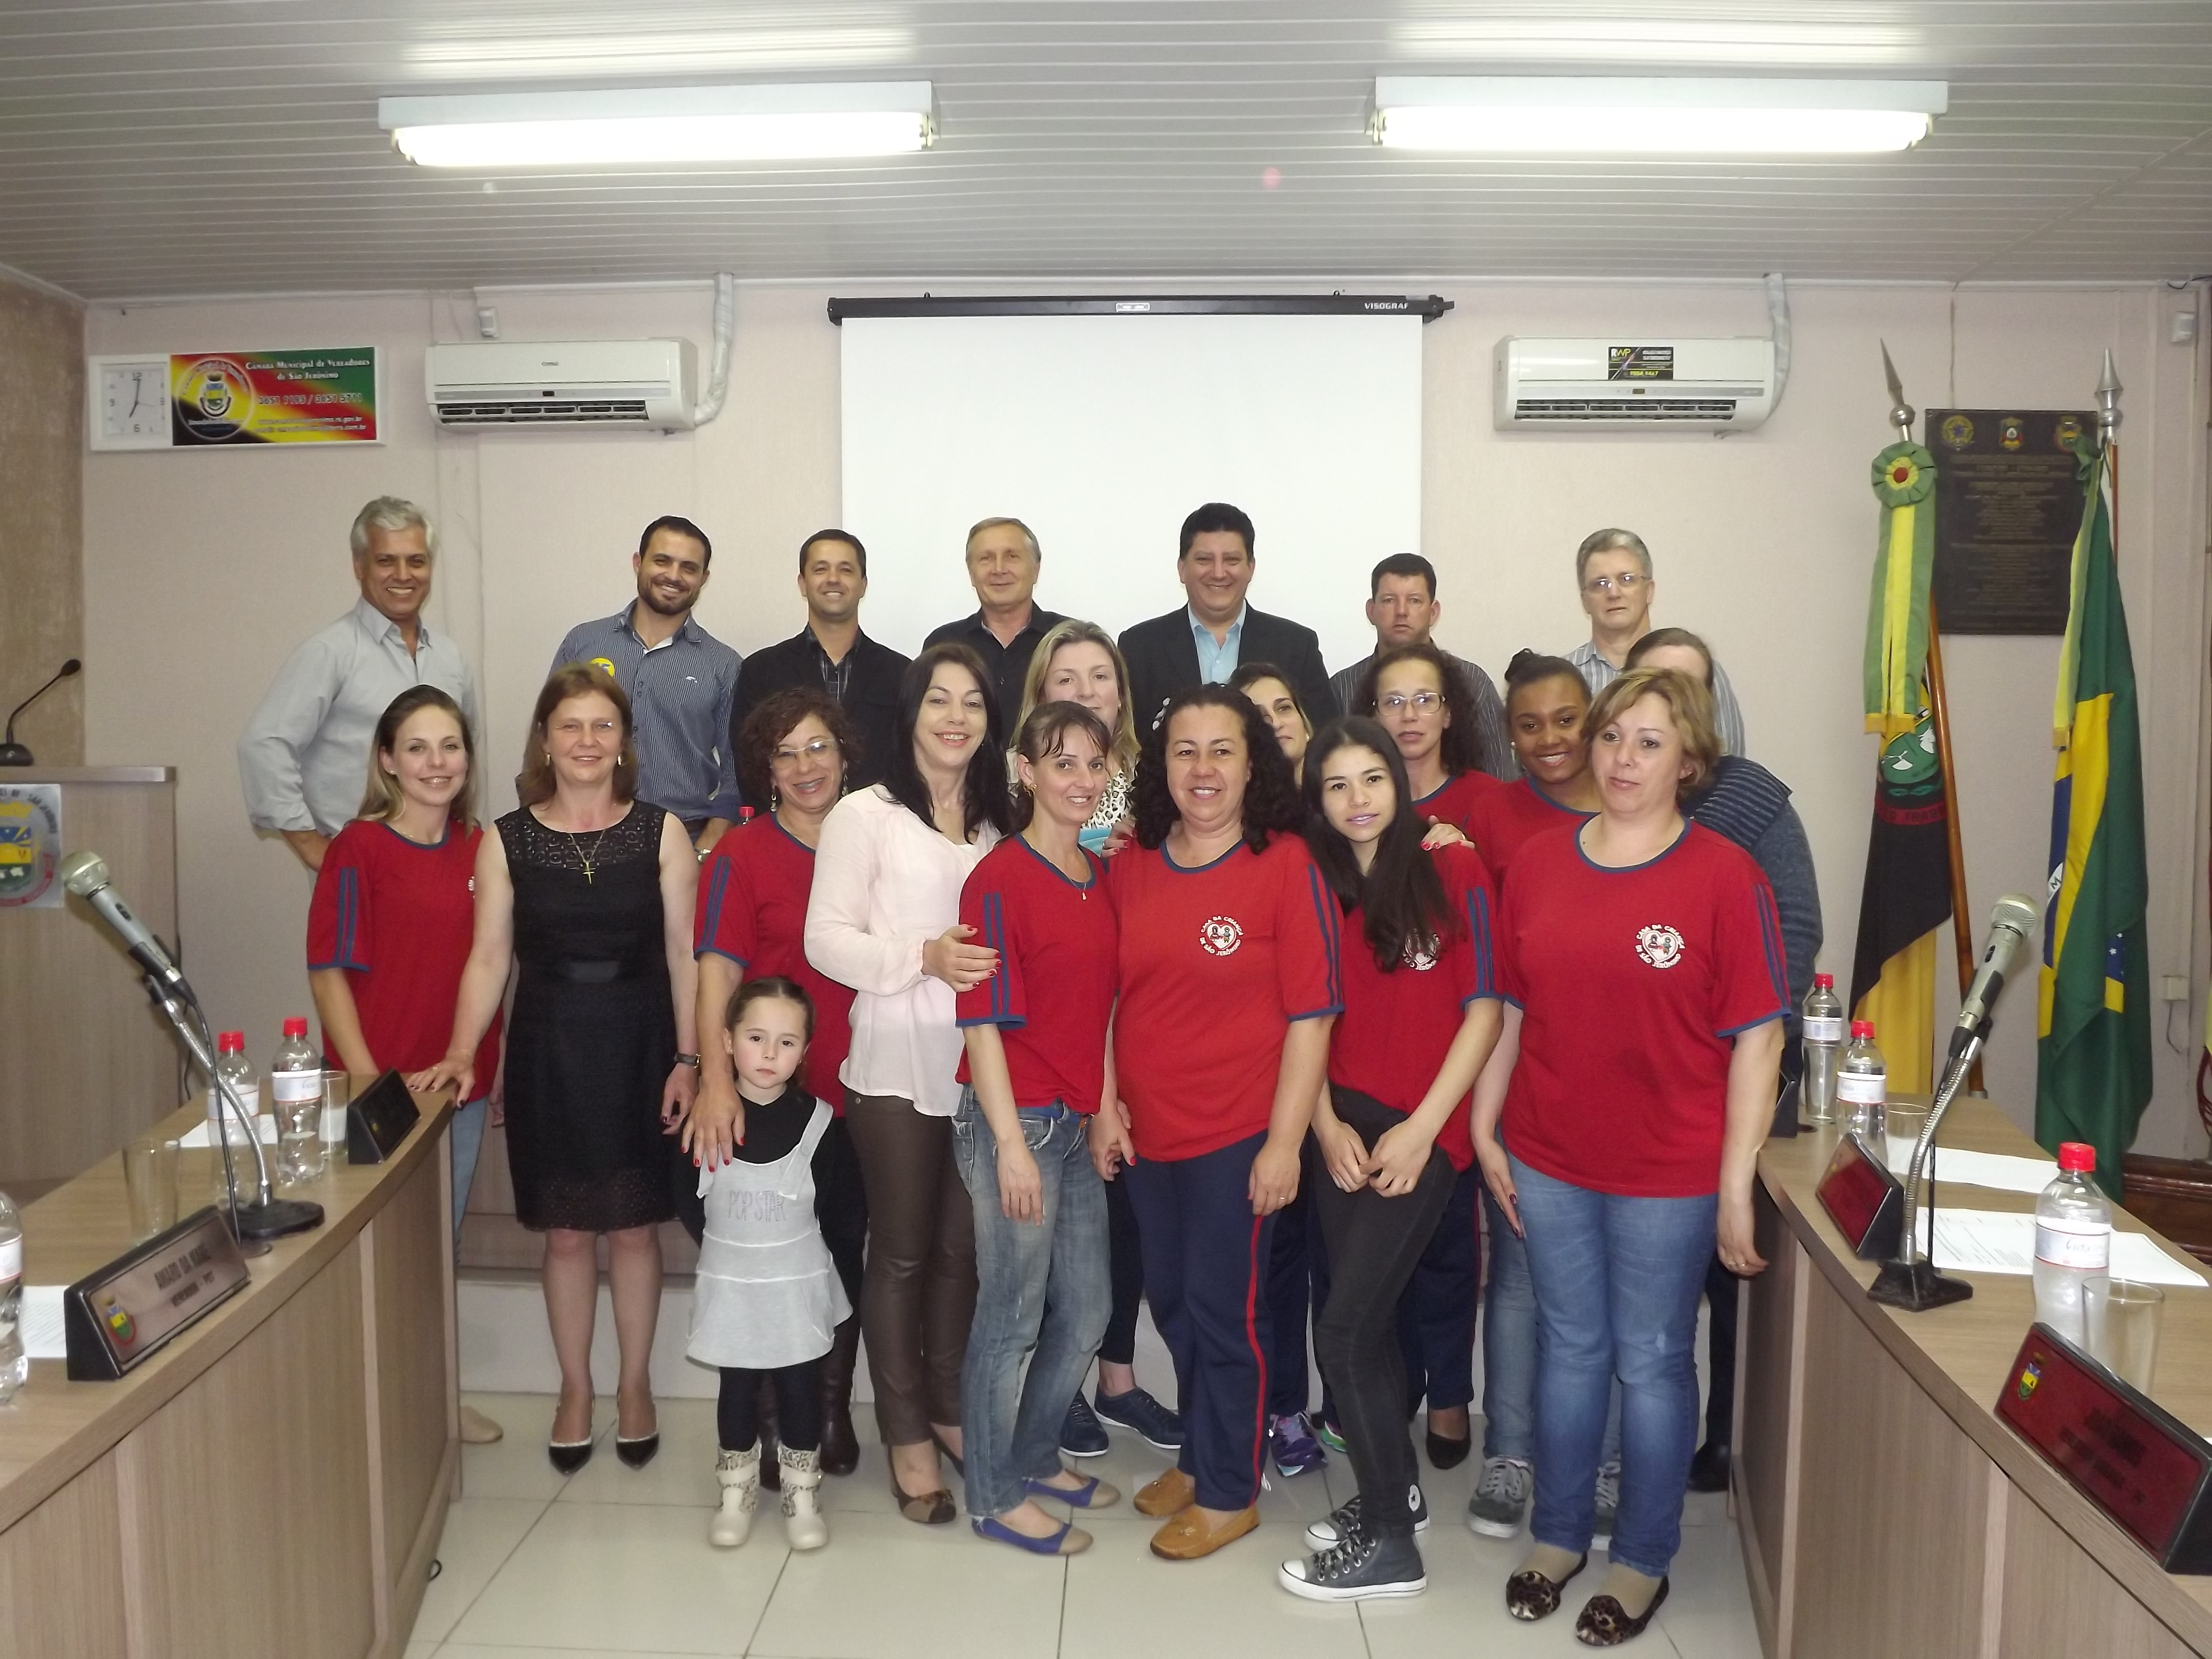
[426, 663, 702, 1471]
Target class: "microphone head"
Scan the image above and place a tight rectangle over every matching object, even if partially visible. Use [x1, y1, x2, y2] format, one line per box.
[1992, 892, 2040, 936]
[58, 659, 81, 676]
[60, 849, 110, 897]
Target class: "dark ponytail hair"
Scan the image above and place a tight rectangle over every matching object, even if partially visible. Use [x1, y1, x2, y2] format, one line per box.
[1301, 717, 1458, 971]
[1502, 649, 1587, 702]
[725, 974, 816, 1042]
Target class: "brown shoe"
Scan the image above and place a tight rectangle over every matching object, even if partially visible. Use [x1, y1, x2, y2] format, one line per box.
[1149, 1505, 1259, 1560]
[818, 1316, 861, 1476]
[1134, 1466, 1197, 1518]
[459, 1404, 504, 1445]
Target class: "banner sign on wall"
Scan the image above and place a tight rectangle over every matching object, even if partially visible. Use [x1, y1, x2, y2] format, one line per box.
[0, 784, 63, 909]
[88, 349, 381, 450]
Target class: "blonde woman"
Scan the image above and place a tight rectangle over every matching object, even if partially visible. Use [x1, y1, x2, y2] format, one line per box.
[1016, 619, 1138, 854]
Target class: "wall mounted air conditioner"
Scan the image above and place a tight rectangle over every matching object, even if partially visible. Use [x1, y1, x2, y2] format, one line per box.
[425, 338, 699, 430]
[1494, 337, 1777, 432]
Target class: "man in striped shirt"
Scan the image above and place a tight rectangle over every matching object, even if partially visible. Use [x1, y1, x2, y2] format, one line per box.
[1566, 527, 1747, 756]
[552, 515, 742, 849]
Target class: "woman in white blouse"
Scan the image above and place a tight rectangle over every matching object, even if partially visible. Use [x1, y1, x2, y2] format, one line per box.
[806, 642, 1010, 1524]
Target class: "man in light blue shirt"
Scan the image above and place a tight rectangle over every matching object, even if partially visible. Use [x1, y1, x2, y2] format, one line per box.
[238, 497, 478, 871]
[551, 515, 742, 849]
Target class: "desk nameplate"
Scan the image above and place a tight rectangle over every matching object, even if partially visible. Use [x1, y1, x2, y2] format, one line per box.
[1997, 1323, 2212, 1573]
[1816, 1132, 1904, 1260]
[63, 1206, 250, 1381]
[345, 1068, 420, 1165]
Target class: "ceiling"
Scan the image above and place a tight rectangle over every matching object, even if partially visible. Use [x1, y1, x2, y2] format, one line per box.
[4, 1, 2211, 300]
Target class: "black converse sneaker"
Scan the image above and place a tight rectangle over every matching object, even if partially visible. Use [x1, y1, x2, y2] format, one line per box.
[1302, 1483, 1430, 1552]
[1279, 1528, 1428, 1603]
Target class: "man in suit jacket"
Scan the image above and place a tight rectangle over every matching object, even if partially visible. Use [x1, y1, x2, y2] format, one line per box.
[1117, 502, 1335, 736]
[729, 529, 911, 792]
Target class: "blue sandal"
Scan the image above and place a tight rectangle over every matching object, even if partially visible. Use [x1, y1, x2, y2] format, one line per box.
[973, 1515, 1092, 1555]
[1023, 1473, 1121, 1509]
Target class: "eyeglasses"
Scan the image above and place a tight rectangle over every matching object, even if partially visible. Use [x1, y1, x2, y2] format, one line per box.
[1583, 571, 1647, 596]
[1378, 691, 1444, 714]
[772, 738, 839, 766]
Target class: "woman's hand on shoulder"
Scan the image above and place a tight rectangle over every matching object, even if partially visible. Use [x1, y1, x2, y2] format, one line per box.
[1419, 819, 1469, 851]
[1098, 820, 1135, 858]
[922, 924, 997, 991]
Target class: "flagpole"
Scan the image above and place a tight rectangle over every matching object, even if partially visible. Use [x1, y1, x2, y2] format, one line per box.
[1922, 608, 1984, 1094]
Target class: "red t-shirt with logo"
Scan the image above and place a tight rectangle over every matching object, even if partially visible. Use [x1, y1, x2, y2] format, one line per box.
[1326, 842, 1500, 1172]
[695, 815, 855, 1111]
[955, 836, 1117, 1113]
[307, 819, 502, 1088]
[1110, 834, 1341, 1163]
[1466, 777, 1593, 886]
[1412, 769, 1502, 834]
[1498, 821, 1787, 1198]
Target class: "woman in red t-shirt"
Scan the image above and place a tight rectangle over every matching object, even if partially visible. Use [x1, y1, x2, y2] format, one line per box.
[1103, 684, 1338, 1562]
[1478, 668, 1785, 1644]
[1351, 643, 1500, 833]
[682, 688, 868, 1477]
[1467, 651, 1602, 884]
[306, 685, 503, 1445]
[1276, 717, 1503, 1603]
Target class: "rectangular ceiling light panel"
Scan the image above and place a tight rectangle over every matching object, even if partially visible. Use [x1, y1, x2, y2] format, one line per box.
[1373, 76, 1946, 154]
[379, 82, 934, 166]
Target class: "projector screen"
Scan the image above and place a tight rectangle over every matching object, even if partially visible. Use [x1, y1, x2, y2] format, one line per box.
[838, 311, 1424, 672]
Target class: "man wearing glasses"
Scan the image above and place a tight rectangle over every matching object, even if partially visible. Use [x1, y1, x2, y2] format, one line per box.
[1566, 528, 1746, 755]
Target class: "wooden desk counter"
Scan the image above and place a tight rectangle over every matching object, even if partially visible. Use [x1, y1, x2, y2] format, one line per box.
[0, 1089, 456, 1659]
[1739, 1099, 2212, 1659]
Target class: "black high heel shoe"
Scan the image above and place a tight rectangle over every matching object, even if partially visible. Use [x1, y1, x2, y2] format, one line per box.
[615, 1433, 660, 1469]
[548, 1439, 593, 1475]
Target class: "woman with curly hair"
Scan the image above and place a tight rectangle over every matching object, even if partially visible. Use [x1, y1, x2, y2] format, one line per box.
[1352, 642, 1498, 832]
[684, 688, 869, 1477]
[1099, 683, 1340, 1560]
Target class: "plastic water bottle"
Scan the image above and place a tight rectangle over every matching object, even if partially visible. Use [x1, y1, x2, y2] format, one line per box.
[1837, 1020, 1886, 1146]
[210, 1030, 261, 1206]
[2033, 1143, 2112, 1347]
[271, 1018, 327, 1186]
[1801, 973, 1845, 1124]
[0, 1190, 22, 1403]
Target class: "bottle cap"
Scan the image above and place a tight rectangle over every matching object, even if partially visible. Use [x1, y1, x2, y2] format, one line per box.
[1850, 1019, 1874, 1039]
[2057, 1142, 2096, 1173]
[217, 1030, 244, 1053]
[282, 1016, 309, 1038]
[1813, 972, 1833, 988]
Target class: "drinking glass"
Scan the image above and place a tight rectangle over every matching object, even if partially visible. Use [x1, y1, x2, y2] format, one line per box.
[2086, 1278, 2164, 1392]
[122, 1132, 181, 1242]
[321, 1069, 352, 1169]
[1884, 1106, 1930, 1177]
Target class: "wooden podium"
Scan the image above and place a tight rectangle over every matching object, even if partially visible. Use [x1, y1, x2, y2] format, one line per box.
[0, 767, 177, 1196]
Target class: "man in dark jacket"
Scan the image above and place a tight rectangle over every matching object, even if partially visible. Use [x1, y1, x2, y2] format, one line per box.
[1116, 502, 1335, 735]
[730, 529, 910, 791]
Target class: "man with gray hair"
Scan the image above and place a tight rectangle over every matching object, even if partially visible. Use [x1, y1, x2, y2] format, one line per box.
[922, 515, 1066, 730]
[239, 496, 479, 870]
[1566, 527, 1746, 755]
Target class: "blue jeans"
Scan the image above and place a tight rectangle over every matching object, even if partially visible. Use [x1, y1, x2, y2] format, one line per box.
[1510, 1155, 1715, 1579]
[451, 1095, 490, 1243]
[952, 1090, 1110, 1518]
[1482, 1184, 1623, 1468]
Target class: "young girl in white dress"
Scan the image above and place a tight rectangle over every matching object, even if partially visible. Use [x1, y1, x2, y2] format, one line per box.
[690, 976, 852, 1550]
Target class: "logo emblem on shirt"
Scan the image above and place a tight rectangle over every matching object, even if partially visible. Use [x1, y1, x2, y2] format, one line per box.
[1635, 923, 1685, 970]
[589, 657, 616, 678]
[1401, 940, 1438, 972]
[1200, 915, 1243, 957]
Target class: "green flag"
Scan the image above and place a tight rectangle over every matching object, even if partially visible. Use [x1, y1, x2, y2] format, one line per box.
[2036, 442, 2151, 1196]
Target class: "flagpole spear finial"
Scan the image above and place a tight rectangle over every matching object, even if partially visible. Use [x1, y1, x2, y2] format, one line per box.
[1880, 340, 1915, 439]
[2097, 349, 2124, 443]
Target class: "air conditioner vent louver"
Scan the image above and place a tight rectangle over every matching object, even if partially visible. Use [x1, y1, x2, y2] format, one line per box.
[436, 398, 654, 425]
[1494, 337, 1776, 433]
[1514, 398, 1743, 421]
[424, 339, 698, 431]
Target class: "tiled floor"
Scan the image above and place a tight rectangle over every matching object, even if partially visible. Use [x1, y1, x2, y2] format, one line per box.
[404, 1392, 1760, 1658]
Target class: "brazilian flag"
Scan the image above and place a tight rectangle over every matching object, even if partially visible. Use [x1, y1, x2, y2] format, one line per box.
[2037, 442, 2150, 1197]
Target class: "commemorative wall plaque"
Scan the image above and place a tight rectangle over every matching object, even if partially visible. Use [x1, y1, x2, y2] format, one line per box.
[1928, 409, 2094, 635]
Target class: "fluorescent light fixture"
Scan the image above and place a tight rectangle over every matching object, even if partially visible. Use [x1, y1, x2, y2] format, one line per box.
[378, 82, 934, 166]
[1372, 77, 1946, 154]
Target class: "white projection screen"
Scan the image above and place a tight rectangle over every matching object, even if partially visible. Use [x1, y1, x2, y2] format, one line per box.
[838, 310, 1424, 672]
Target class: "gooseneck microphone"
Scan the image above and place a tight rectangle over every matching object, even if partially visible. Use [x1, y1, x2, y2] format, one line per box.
[1947, 892, 2042, 1058]
[60, 850, 193, 1001]
[0, 657, 82, 767]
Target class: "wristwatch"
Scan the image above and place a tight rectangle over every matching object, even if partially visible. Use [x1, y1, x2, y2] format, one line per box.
[673, 1052, 701, 1069]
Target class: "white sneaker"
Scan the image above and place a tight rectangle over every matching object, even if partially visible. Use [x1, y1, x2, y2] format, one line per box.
[779, 1444, 829, 1551]
[710, 1445, 759, 1548]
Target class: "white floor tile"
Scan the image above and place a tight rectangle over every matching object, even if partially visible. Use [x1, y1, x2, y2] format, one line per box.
[412, 1495, 550, 1645]
[403, 1641, 442, 1658]
[751, 1507, 1064, 1659]
[558, 1396, 723, 1509]
[440, 1648, 724, 1659]
[1653, 1514, 1763, 1658]
[459, 1391, 607, 1501]
[1060, 1512, 1367, 1659]
[447, 1501, 782, 1655]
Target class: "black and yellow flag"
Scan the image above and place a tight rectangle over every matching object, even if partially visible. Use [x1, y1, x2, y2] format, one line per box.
[1851, 442, 1949, 1091]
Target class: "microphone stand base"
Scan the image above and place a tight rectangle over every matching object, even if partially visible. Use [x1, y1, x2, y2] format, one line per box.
[232, 1198, 324, 1241]
[0, 744, 32, 767]
[1868, 1259, 1975, 1312]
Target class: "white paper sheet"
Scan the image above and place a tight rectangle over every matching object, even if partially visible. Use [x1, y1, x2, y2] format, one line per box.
[1930, 1209, 2208, 1288]
[21, 1286, 66, 1360]
[177, 1115, 276, 1148]
[1894, 1147, 2060, 1195]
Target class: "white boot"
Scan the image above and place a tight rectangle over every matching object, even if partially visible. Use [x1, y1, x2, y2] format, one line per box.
[779, 1444, 829, 1551]
[710, 1445, 759, 1548]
